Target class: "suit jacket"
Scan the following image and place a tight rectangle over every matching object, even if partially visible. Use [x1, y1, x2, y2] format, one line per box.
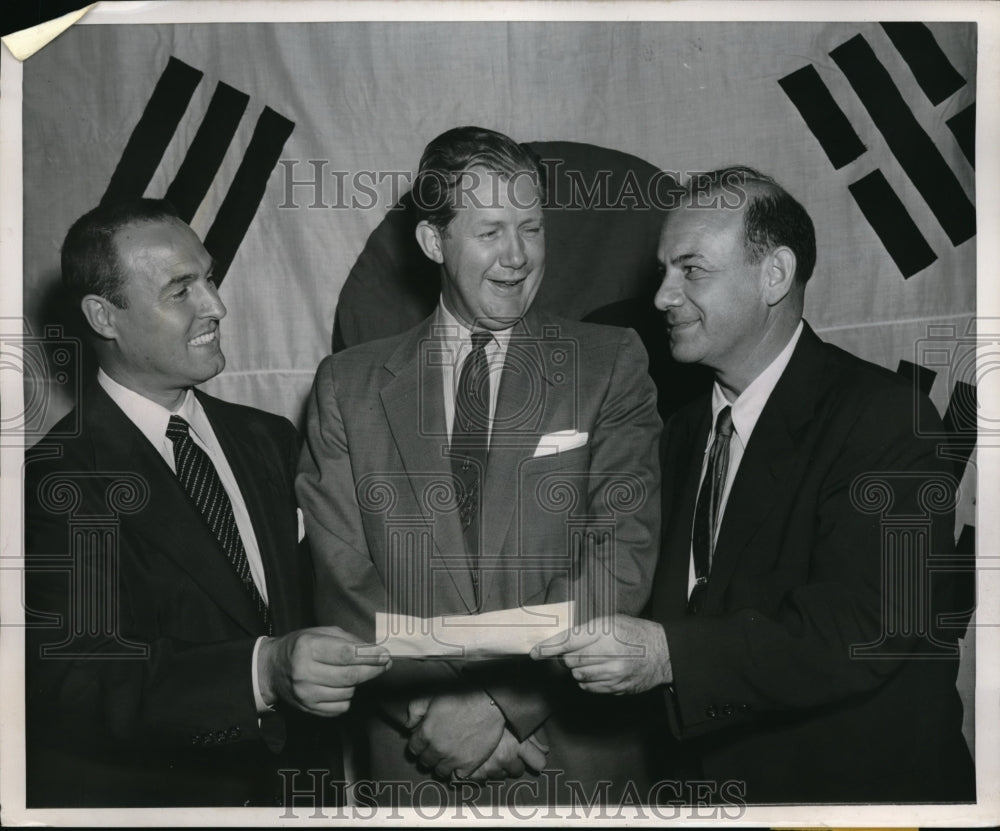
[650, 323, 974, 804]
[24, 381, 335, 808]
[298, 307, 662, 804]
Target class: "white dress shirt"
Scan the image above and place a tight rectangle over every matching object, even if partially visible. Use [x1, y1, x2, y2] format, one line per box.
[435, 301, 512, 443]
[97, 369, 272, 711]
[687, 321, 804, 597]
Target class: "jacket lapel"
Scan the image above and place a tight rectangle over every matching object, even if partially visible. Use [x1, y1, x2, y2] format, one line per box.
[380, 319, 478, 612]
[198, 391, 300, 634]
[654, 406, 710, 619]
[706, 324, 832, 601]
[85, 384, 264, 634]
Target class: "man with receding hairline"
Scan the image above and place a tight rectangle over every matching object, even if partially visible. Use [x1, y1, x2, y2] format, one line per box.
[536, 167, 974, 803]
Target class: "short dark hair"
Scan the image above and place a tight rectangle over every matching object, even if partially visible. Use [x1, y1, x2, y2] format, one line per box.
[61, 199, 180, 308]
[685, 166, 817, 284]
[411, 126, 545, 231]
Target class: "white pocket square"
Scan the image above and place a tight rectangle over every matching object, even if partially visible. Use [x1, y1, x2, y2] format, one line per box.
[296, 508, 306, 543]
[532, 430, 589, 458]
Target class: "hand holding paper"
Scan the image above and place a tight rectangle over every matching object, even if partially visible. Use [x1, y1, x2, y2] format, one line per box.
[531, 613, 673, 695]
[258, 625, 391, 716]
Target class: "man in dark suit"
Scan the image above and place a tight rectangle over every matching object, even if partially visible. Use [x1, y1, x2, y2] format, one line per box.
[297, 126, 662, 805]
[24, 200, 390, 808]
[534, 167, 975, 803]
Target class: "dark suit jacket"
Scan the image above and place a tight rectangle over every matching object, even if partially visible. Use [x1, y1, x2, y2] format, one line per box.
[650, 323, 974, 804]
[24, 382, 335, 808]
[298, 307, 662, 803]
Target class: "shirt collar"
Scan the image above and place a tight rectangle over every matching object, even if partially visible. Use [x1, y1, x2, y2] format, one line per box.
[435, 299, 512, 356]
[710, 320, 804, 446]
[97, 367, 199, 448]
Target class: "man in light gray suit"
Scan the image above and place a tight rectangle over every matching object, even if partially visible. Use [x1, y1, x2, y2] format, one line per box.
[297, 126, 661, 806]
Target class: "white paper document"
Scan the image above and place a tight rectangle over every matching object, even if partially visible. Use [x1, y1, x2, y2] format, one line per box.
[370, 601, 573, 659]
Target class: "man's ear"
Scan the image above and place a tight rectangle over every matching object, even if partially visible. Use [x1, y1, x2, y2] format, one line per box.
[415, 220, 445, 264]
[761, 246, 797, 306]
[79, 294, 117, 340]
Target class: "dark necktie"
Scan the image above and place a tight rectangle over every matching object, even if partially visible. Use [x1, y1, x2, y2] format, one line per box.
[166, 415, 270, 633]
[451, 331, 492, 604]
[688, 405, 734, 615]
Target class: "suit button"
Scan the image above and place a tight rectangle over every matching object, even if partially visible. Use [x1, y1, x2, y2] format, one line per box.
[738, 703, 751, 713]
[705, 705, 717, 718]
[721, 704, 734, 717]
[191, 733, 202, 745]
[227, 726, 240, 740]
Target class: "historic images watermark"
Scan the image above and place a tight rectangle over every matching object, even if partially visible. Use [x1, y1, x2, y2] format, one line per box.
[0, 318, 82, 447]
[848, 469, 968, 659]
[25, 469, 152, 661]
[277, 161, 752, 213]
[276, 769, 748, 820]
[3, 318, 147, 660]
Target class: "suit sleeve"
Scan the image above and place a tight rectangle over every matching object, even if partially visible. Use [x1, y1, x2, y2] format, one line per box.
[479, 327, 663, 739]
[579, 327, 663, 616]
[659, 385, 960, 739]
[296, 357, 465, 727]
[25, 411, 310, 754]
[24, 467, 277, 753]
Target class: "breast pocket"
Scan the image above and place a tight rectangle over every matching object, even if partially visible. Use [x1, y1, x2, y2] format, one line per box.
[514, 445, 593, 555]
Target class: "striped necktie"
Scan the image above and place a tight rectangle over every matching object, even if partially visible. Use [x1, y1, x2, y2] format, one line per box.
[166, 415, 270, 633]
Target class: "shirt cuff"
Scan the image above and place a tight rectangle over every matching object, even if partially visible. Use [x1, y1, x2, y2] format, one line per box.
[251, 636, 276, 714]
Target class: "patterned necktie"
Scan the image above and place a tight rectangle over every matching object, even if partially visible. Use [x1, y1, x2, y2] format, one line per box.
[451, 331, 492, 604]
[688, 405, 734, 615]
[166, 415, 270, 633]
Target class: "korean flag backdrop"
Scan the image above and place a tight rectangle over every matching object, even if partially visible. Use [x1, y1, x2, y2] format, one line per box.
[20, 20, 977, 747]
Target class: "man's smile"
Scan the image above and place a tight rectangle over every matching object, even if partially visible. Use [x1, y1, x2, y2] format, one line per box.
[487, 275, 528, 292]
[188, 328, 219, 347]
[666, 316, 699, 331]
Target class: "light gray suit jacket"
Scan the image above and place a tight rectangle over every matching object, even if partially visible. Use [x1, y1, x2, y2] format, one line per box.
[297, 307, 661, 804]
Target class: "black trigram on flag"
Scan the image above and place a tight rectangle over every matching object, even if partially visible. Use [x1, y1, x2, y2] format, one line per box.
[779, 23, 974, 279]
[100, 56, 295, 285]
